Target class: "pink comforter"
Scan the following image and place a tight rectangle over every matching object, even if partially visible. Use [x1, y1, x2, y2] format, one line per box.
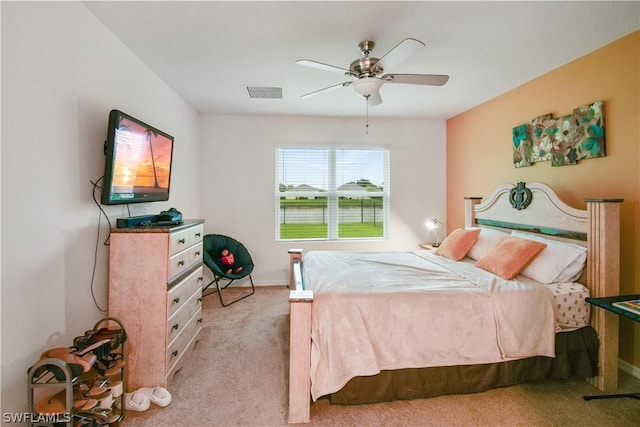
[303, 251, 556, 401]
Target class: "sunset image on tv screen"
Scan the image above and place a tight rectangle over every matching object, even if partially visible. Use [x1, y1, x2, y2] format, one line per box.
[111, 117, 172, 193]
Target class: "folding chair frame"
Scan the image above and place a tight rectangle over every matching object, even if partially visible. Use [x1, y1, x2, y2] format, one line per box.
[202, 273, 255, 307]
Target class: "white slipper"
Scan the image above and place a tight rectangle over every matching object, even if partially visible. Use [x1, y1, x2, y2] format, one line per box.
[137, 386, 172, 407]
[124, 391, 150, 411]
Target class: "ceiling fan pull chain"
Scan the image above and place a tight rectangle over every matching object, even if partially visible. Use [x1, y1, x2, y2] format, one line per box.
[365, 94, 370, 134]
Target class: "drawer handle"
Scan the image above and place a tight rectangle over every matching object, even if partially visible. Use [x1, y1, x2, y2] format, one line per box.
[173, 297, 180, 304]
[172, 350, 179, 357]
[178, 260, 185, 266]
[198, 277, 203, 282]
[198, 297, 203, 303]
[172, 323, 179, 330]
[178, 238, 186, 244]
[195, 251, 201, 256]
[197, 318, 203, 323]
[195, 232, 201, 237]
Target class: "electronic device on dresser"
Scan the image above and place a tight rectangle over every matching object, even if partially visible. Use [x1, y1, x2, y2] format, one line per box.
[155, 207, 183, 225]
[101, 109, 175, 205]
[115, 208, 183, 228]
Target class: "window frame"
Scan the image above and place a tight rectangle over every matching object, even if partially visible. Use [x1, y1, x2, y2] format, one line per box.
[275, 146, 390, 241]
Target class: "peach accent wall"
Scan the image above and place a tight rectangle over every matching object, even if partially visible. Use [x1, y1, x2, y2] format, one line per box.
[446, 31, 640, 368]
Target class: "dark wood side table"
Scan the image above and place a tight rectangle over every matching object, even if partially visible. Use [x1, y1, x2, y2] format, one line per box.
[583, 294, 640, 400]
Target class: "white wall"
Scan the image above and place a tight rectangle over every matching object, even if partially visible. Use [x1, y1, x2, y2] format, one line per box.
[199, 115, 446, 286]
[1, 2, 447, 415]
[1, 3, 201, 413]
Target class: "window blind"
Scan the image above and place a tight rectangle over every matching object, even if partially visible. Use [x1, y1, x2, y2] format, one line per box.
[276, 147, 389, 240]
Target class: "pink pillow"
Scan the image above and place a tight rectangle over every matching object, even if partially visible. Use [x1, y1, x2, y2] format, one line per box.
[435, 228, 481, 261]
[476, 235, 547, 280]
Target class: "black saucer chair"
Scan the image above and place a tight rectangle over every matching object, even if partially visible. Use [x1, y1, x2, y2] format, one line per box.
[202, 234, 255, 307]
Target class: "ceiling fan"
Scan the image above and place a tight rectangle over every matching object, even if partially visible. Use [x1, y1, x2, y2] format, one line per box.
[296, 38, 449, 106]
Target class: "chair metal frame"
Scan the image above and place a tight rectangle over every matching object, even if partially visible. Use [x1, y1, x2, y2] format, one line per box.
[202, 273, 255, 307]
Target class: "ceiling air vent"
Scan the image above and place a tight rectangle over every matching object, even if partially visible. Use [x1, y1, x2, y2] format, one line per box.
[245, 86, 283, 99]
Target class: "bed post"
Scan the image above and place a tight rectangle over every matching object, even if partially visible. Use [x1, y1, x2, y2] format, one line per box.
[585, 198, 623, 391]
[464, 197, 483, 227]
[289, 248, 304, 288]
[288, 249, 313, 423]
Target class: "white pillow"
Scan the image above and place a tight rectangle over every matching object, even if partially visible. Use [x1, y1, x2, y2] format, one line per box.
[465, 227, 510, 261]
[510, 231, 587, 284]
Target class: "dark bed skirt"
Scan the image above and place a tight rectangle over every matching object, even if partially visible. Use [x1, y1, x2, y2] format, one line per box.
[329, 326, 599, 405]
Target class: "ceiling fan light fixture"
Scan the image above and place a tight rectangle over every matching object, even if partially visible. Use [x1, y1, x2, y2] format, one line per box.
[352, 77, 383, 97]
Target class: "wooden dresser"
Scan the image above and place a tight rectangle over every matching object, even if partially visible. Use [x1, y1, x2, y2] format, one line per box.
[108, 220, 205, 389]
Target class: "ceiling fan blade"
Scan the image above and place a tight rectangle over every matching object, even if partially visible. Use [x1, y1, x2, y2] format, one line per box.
[374, 38, 425, 72]
[382, 73, 450, 86]
[368, 91, 383, 106]
[296, 59, 351, 75]
[301, 81, 352, 98]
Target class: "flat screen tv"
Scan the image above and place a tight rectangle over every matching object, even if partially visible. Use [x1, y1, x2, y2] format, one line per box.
[101, 110, 174, 205]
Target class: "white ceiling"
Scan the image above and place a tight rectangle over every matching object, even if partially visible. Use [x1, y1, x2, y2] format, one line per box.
[84, 1, 640, 120]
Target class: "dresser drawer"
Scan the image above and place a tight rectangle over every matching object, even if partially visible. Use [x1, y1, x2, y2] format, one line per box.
[166, 310, 202, 372]
[169, 229, 191, 256]
[168, 243, 204, 280]
[166, 327, 202, 385]
[167, 287, 202, 344]
[189, 242, 203, 267]
[168, 248, 190, 280]
[167, 266, 203, 318]
[189, 224, 204, 245]
[170, 223, 203, 255]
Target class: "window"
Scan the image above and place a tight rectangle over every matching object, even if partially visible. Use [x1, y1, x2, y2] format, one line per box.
[276, 147, 389, 240]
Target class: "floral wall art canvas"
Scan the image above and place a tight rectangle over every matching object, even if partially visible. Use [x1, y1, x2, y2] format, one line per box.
[512, 101, 604, 167]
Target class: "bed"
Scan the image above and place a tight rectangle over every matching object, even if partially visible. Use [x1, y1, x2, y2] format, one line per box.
[287, 182, 622, 423]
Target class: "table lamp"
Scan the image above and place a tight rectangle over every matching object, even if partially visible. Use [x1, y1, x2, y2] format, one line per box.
[426, 218, 443, 247]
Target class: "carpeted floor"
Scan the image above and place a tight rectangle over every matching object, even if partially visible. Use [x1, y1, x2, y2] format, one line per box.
[124, 288, 639, 426]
